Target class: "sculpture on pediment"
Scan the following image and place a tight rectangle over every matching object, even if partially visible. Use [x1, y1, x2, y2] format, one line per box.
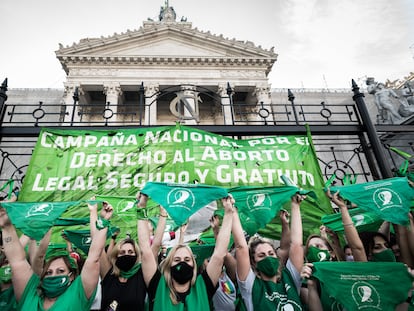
[401, 81, 414, 106]
[366, 78, 414, 123]
[159, 0, 177, 22]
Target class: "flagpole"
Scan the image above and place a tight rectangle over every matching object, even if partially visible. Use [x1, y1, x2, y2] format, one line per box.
[352, 79, 393, 179]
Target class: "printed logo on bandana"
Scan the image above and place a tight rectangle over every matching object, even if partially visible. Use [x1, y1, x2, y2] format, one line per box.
[26, 203, 54, 217]
[246, 193, 272, 212]
[317, 251, 328, 262]
[330, 301, 344, 311]
[276, 301, 303, 310]
[351, 281, 380, 309]
[167, 188, 195, 211]
[82, 236, 92, 246]
[352, 214, 365, 226]
[373, 188, 402, 211]
[116, 199, 136, 216]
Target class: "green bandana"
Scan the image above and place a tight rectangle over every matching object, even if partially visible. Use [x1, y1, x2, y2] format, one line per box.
[141, 182, 228, 226]
[312, 262, 414, 310]
[0, 265, 12, 283]
[189, 244, 215, 267]
[41, 274, 72, 298]
[228, 185, 314, 235]
[0, 200, 100, 240]
[119, 262, 141, 279]
[45, 248, 77, 270]
[256, 256, 280, 277]
[328, 177, 414, 226]
[306, 246, 331, 262]
[322, 207, 384, 233]
[371, 248, 396, 262]
[55, 217, 90, 226]
[63, 226, 119, 255]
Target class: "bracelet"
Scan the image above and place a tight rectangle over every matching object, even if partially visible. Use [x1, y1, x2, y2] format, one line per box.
[343, 223, 354, 227]
[159, 214, 168, 218]
[137, 208, 148, 220]
[96, 217, 110, 230]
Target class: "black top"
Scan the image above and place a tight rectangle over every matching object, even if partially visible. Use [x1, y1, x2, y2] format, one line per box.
[100, 267, 147, 311]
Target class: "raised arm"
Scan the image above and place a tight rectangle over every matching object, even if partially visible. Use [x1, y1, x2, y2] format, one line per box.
[31, 229, 52, 275]
[151, 206, 168, 259]
[329, 190, 367, 262]
[88, 200, 111, 278]
[0, 206, 33, 301]
[278, 209, 291, 266]
[137, 193, 158, 287]
[81, 202, 113, 299]
[289, 194, 305, 272]
[211, 214, 237, 282]
[232, 200, 250, 282]
[206, 196, 234, 286]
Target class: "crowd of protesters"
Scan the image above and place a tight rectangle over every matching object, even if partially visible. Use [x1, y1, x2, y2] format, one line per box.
[1, 178, 414, 310]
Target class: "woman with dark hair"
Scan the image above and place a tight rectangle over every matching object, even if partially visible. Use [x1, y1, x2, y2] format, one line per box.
[0, 201, 112, 310]
[232, 194, 306, 311]
[358, 231, 396, 262]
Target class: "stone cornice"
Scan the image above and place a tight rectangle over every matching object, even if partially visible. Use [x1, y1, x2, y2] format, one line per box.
[56, 22, 277, 58]
[57, 55, 276, 74]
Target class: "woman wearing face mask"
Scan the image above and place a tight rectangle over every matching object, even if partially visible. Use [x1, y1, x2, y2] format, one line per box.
[88, 199, 167, 311]
[137, 193, 234, 311]
[304, 235, 335, 263]
[0, 252, 16, 311]
[0, 201, 112, 311]
[232, 194, 306, 311]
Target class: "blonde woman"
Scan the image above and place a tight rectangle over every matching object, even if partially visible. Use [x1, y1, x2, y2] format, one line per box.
[137, 192, 234, 310]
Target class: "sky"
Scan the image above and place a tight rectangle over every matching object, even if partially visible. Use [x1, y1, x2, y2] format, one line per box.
[1, 0, 413, 90]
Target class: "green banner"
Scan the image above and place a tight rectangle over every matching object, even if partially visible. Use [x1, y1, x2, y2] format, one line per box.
[18, 124, 330, 239]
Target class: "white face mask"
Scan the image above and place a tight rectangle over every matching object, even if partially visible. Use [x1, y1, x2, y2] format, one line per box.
[345, 255, 354, 261]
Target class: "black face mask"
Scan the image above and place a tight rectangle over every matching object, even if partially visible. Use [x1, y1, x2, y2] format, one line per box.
[171, 261, 194, 284]
[115, 255, 137, 272]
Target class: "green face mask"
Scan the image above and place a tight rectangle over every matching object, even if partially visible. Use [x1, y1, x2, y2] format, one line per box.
[0, 265, 12, 283]
[371, 248, 396, 262]
[256, 256, 280, 277]
[306, 246, 331, 262]
[41, 274, 72, 298]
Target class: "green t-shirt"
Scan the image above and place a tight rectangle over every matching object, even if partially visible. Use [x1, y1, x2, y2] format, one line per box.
[152, 274, 210, 311]
[251, 269, 303, 310]
[18, 274, 95, 311]
[0, 286, 17, 311]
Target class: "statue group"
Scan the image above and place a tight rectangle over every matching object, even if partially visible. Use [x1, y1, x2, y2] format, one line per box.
[366, 78, 414, 124]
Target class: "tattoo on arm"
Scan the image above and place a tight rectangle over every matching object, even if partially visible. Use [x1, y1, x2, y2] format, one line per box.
[4, 236, 12, 243]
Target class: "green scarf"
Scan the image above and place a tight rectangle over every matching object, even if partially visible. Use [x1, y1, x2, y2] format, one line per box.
[119, 263, 141, 279]
[153, 274, 210, 311]
[228, 185, 315, 236]
[328, 177, 414, 226]
[0, 200, 101, 241]
[312, 262, 414, 310]
[321, 207, 384, 233]
[141, 182, 228, 226]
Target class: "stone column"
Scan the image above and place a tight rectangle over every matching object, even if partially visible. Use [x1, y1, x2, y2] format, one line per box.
[254, 85, 274, 124]
[180, 85, 199, 125]
[145, 83, 159, 126]
[218, 83, 234, 125]
[103, 83, 122, 123]
[62, 82, 81, 125]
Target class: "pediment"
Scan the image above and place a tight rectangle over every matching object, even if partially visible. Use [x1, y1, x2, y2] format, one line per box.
[56, 22, 277, 60]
